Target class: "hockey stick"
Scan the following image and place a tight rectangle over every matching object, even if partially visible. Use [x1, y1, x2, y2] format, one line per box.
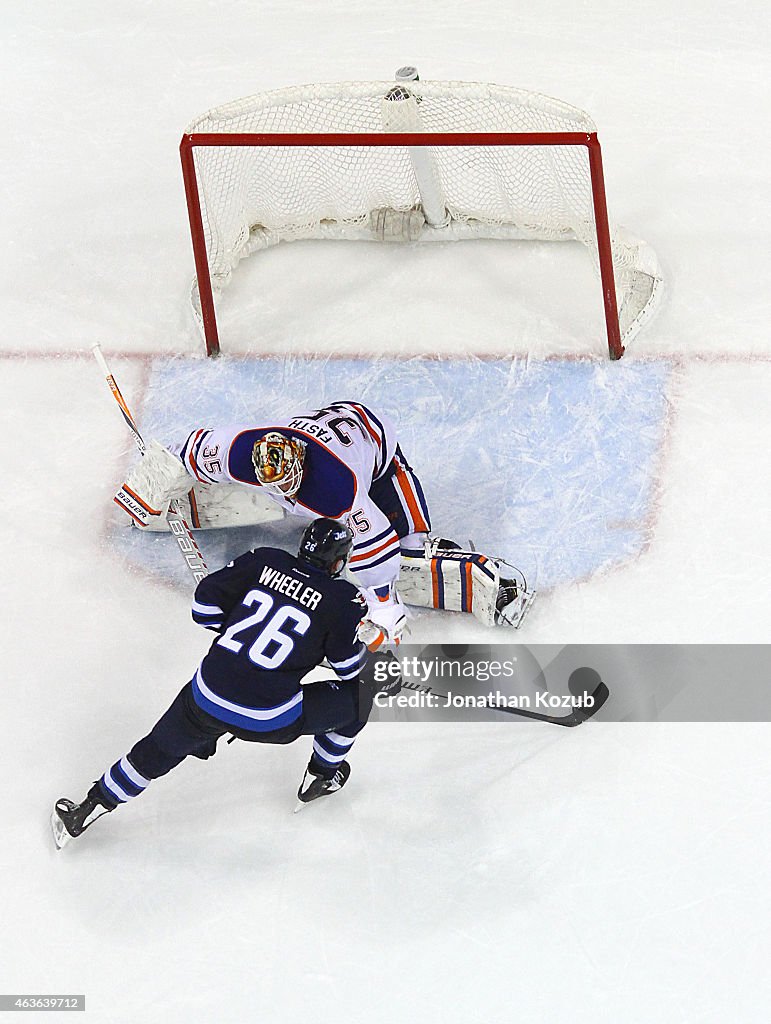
[400, 668, 610, 728]
[92, 345, 209, 584]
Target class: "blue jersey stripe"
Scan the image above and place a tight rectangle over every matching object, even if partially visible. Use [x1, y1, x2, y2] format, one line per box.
[352, 547, 401, 573]
[352, 524, 396, 552]
[359, 406, 389, 477]
[192, 670, 303, 733]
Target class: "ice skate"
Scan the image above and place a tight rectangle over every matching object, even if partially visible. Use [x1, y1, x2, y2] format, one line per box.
[50, 786, 113, 850]
[295, 760, 351, 810]
[495, 574, 536, 628]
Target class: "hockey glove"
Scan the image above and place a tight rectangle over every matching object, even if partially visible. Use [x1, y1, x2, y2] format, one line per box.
[114, 439, 192, 528]
[356, 588, 407, 650]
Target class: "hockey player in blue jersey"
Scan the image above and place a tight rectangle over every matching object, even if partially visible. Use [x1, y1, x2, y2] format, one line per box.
[51, 519, 399, 849]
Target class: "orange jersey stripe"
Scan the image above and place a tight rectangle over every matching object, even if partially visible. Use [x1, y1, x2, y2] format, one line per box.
[187, 429, 208, 483]
[351, 405, 382, 447]
[394, 461, 429, 534]
[349, 536, 399, 564]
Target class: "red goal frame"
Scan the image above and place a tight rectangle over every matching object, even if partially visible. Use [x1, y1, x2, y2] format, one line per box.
[180, 131, 623, 360]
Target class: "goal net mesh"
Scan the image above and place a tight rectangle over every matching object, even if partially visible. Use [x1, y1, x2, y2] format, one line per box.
[184, 80, 662, 348]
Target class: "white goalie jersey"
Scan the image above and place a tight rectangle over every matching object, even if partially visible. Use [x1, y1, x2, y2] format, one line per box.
[172, 402, 402, 591]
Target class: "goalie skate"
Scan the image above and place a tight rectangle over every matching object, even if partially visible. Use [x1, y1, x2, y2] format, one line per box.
[494, 564, 537, 629]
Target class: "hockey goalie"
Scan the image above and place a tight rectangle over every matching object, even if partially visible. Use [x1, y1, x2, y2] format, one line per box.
[115, 400, 535, 644]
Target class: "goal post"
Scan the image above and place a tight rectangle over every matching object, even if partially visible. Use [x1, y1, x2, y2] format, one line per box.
[179, 76, 662, 359]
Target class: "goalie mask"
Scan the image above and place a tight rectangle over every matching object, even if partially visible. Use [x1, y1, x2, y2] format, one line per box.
[251, 432, 306, 497]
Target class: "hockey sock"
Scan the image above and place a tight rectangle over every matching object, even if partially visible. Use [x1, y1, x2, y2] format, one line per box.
[310, 730, 359, 777]
[99, 755, 152, 806]
[400, 531, 429, 550]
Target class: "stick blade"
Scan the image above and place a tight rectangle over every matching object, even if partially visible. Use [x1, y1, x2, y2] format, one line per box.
[565, 669, 610, 725]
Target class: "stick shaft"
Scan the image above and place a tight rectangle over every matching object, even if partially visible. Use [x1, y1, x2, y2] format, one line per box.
[91, 345, 147, 455]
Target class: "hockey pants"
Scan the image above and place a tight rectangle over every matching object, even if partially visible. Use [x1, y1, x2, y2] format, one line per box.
[97, 679, 366, 808]
[369, 445, 431, 538]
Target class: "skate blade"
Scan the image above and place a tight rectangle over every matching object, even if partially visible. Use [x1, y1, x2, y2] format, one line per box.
[50, 808, 72, 850]
[294, 791, 321, 812]
[293, 789, 338, 812]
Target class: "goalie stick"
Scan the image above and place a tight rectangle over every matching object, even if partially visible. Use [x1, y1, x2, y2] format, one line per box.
[92, 345, 209, 584]
[399, 667, 610, 727]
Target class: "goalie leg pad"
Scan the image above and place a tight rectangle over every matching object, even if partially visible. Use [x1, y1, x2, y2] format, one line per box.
[398, 541, 535, 628]
[398, 544, 500, 626]
[139, 482, 285, 532]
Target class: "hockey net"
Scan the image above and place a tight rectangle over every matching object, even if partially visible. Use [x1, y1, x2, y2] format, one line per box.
[180, 77, 662, 358]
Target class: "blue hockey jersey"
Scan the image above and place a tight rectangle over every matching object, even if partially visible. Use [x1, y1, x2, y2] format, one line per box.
[190, 547, 367, 733]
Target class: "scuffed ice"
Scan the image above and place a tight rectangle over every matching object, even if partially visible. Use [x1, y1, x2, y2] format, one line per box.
[112, 354, 672, 592]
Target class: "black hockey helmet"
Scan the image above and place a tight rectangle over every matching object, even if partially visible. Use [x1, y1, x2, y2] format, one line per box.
[298, 518, 354, 577]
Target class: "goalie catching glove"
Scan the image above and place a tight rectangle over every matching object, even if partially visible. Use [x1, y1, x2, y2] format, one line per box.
[114, 440, 192, 528]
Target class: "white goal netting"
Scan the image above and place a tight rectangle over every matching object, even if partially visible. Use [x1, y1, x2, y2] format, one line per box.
[184, 79, 662, 352]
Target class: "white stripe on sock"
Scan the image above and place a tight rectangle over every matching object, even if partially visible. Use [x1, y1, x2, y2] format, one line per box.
[103, 768, 132, 803]
[119, 756, 149, 789]
[325, 732, 356, 748]
[313, 740, 348, 764]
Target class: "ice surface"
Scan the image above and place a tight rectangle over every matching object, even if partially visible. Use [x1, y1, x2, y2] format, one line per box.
[2, 4, 770, 1022]
[114, 354, 671, 596]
